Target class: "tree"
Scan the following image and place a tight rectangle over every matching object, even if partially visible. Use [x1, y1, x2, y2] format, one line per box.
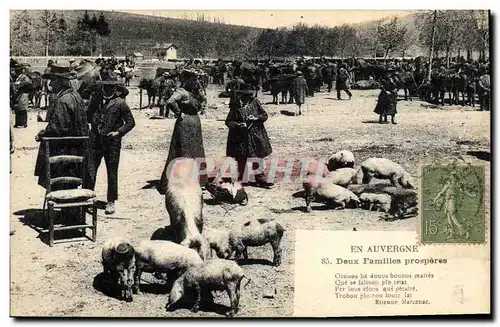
[38, 10, 59, 57]
[77, 11, 92, 55]
[10, 10, 37, 55]
[255, 29, 283, 59]
[377, 17, 407, 59]
[95, 13, 111, 55]
[336, 24, 357, 59]
[468, 10, 489, 61]
[399, 22, 418, 58]
[52, 14, 67, 56]
[75, 11, 112, 56]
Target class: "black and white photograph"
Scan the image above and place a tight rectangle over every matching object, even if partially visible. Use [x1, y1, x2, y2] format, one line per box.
[8, 6, 491, 318]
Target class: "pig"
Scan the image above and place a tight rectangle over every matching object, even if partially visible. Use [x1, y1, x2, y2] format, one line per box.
[230, 218, 285, 266]
[360, 158, 415, 189]
[304, 180, 360, 212]
[326, 167, 358, 187]
[359, 193, 392, 212]
[205, 219, 285, 266]
[133, 240, 203, 295]
[165, 259, 251, 317]
[347, 184, 418, 219]
[204, 228, 232, 260]
[327, 150, 355, 171]
[101, 238, 136, 302]
[165, 158, 211, 260]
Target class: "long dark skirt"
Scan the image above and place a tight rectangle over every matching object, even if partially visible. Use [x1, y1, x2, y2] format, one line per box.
[374, 90, 397, 116]
[158, 114, 207, 194]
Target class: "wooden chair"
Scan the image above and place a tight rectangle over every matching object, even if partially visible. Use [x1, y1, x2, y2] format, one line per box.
[42, 136, 97, 247]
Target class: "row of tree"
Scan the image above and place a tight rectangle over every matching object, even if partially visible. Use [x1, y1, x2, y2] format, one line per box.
[10, 10, 489, 63]
[10, 10, 110, 56]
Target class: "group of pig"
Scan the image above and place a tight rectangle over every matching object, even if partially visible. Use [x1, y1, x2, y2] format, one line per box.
[303, 150, 417, 215]
[100, 159, 285, 317]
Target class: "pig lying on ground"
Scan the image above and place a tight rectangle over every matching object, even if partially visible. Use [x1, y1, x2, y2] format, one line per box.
[348, 184, 418, 219]
[360, 158, 415, 189]
[304, 173, 360, 212]
[165, 158, 211, 260]
[326, 167, 358, 187]
[205, 218, 285, 266]
[101, 238, 136, 302]
[166, 259, 251, 317]
[359, 193, 392, 212]
[327, 150, 355, 171]
[133, 240, 203, 294]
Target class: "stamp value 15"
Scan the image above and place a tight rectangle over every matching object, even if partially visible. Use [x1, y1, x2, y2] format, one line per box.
[421, 164, 485, 244]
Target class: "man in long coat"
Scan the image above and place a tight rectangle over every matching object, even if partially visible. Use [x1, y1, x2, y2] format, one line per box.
[477, 66, 490, 111]
[225, 88, 273, 188]
[34, 64, 90, 190]
[322, 63, 335, 93]
[336, 63, 352, 100]
[85, 77, 136, 214]
[291, 71, 309, 116]
[12, 65, 32, 128]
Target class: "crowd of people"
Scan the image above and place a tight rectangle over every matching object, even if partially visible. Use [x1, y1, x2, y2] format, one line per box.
[9, 53, 491, 219]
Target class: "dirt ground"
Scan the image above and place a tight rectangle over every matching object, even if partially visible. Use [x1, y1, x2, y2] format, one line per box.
[10, 83, 490, 317]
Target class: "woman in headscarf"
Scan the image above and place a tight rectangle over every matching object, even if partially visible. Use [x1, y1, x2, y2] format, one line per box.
[225, 86, 273, 188]
[374, 68, 398, 124]
[157, 70, 207, 194]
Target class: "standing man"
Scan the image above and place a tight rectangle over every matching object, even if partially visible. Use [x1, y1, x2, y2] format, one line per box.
[34, 64, 90, 190]
[336, 63, 353, 100]
[291, 71, 308, 116]
[477, 65, 490, 111]
[85, 78, 136, 215]
[322, 63, 335, 93]
[12, 64, 32, 128]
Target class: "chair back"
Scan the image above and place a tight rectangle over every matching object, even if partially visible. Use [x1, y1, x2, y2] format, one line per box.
[42, 136, 89, 193]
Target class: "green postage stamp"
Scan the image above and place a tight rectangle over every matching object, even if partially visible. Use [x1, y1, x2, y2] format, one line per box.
[421, 164, 486, 244]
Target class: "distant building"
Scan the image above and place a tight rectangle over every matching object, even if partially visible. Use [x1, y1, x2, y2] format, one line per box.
[151, 43, 178, 60]
[132, 52, 144, 60]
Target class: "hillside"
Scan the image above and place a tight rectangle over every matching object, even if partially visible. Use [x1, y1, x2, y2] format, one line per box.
[11, 10, 430, 58]
[11, 10, 265, 58]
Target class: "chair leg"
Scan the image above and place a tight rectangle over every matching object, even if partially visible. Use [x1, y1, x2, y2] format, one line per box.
[92, 205, 97, 242]
[48, 202, 55, 247]
[42, 197, 48, 228]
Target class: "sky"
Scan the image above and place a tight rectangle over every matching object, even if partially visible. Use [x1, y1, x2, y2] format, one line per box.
[117, 10, 415, 29]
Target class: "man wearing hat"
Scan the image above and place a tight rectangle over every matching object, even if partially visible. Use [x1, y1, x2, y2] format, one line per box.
[336, 63, 352, 100]
[85, 75, 136, 215]
[322, 63, 336, 93]
[34, 64, 90, 191]
[477, 65, 490, 111]
[158, 71, 176, 117]
[291, 71, 308, 115]
[11, 63, 32, 128]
